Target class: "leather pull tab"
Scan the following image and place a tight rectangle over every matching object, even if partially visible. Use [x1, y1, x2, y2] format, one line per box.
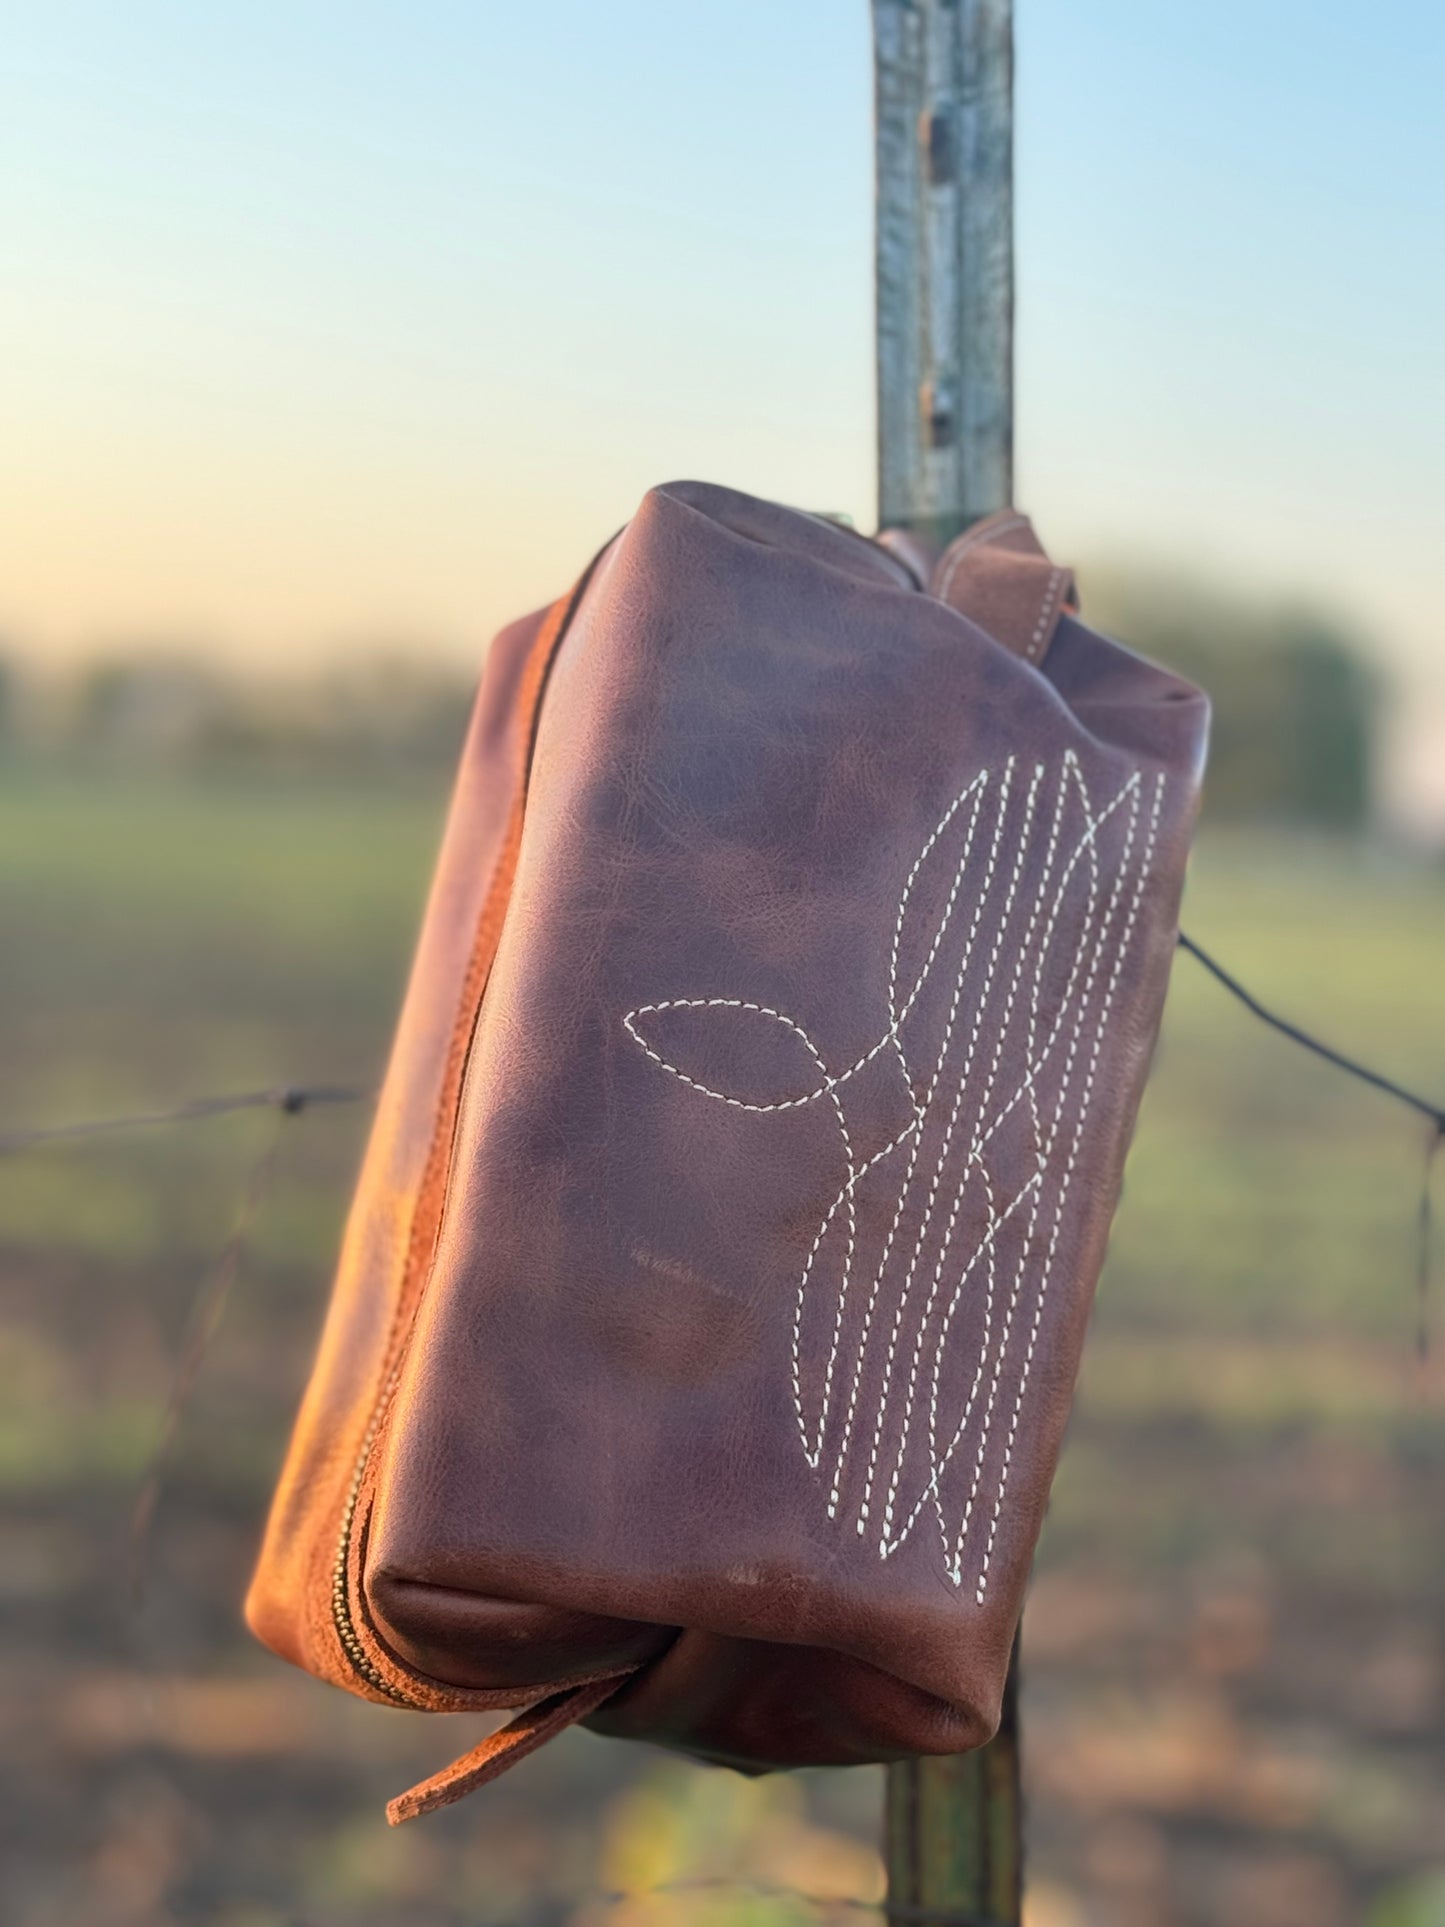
[386, 1673, 630, 1825]
[931, 510, 1076, 667]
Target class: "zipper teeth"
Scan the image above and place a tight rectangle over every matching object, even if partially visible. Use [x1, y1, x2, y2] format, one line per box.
[330, 1361, 420, 1704]
[326, 908, 501, 1705]
[326, 518, 915, 1714]
[322, 542, 647, 1705]
[323, 570, 592, 1707]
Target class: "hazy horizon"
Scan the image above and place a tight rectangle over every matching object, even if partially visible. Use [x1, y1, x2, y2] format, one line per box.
[4, 2, 1442, 821]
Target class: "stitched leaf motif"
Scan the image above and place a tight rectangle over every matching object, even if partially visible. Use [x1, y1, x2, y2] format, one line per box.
[624, 751, 1164, 1602]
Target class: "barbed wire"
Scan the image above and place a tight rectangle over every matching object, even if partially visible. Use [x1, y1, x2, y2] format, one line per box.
[3, 933, 1439, 1159]
[1, 938, 1438, 1373]
[3, 933, 1438, 1163]
[1176, 931, 1443, 1363]
[127, 1108, 290, 1604]
[1177, 933, 1445, 1131]
[0, 928, 1436, 1567]
[0, 1081, 372, 1155]
[2, 937, 1437, 1920]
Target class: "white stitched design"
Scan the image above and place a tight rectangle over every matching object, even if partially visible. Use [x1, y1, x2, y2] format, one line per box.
[622, 752, 1166, 1600]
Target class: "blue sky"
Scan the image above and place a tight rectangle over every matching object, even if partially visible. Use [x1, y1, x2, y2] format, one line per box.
[3, 0, 1441, 811]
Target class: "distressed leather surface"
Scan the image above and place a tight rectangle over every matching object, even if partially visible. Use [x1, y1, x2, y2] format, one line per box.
[248, 481, 1208, 1794]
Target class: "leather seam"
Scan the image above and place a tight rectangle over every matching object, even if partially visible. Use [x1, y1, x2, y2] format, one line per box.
[1026, 565, 1065, 665]
[328, 546, 608, 1705]
[935, 513, 1030, 606]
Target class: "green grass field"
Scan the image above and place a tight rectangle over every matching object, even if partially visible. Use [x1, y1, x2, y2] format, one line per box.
[2, 763, 1442, 1926]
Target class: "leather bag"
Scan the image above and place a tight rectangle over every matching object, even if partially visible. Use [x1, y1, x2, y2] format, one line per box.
[247, 482, 1209, 1821]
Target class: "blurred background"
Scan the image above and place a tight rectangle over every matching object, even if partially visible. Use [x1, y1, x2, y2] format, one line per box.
[2, 3, 1442, 1923]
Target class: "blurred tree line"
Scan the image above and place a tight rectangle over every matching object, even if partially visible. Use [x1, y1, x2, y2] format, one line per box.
[0, 649, 476, 776]
[0, 571, 1380, 825]
[1082, 568, 1379, 829]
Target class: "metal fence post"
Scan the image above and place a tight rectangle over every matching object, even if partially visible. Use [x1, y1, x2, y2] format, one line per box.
[875, 0, 1013, 539]
[873, 2, 1022, 1921]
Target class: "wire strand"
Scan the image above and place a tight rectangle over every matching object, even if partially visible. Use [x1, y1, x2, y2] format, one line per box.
[0, 1083, 372, 1155]
[5, 939, 1439, 1156]
[0, 941, 1433, 1922]
[1418, 1127, 1443, 1369]
[1177, 927, 1443, 1365]
[128, 1113, 287, 1606]
[1177, 931, 1445, 1130]
[0, 939, 1439, 1156]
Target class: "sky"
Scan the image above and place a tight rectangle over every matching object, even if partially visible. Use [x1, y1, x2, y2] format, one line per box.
[2, 2, 1442, 815]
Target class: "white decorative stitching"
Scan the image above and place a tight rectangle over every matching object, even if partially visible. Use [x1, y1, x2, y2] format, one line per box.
[871, 760, 1045, 1550]
[936, 521, 1062, 666]
[948, 762, 1136, 1584]
[621, 752, 1165, 1599]
[971, 770, 1165, 1602]
[885, 761, 1143, 1573]
[858, 760, 1025, 1541]
[822, 768, 990, 1513]
[1027, 566, 1063, 663]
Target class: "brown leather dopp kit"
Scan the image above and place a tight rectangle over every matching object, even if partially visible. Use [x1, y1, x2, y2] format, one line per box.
[246, 484, 1209, 1823]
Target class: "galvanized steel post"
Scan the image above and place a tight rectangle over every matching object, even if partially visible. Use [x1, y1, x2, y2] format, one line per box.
[874, 0, 1014, 546]
[874, 2, 1022, 1921]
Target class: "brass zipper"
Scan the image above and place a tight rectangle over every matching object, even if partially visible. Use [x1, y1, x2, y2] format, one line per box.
[331, 1360, 419, 1704]
[324, 551, 607, 1706]
[325, 511, 908, 1701]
